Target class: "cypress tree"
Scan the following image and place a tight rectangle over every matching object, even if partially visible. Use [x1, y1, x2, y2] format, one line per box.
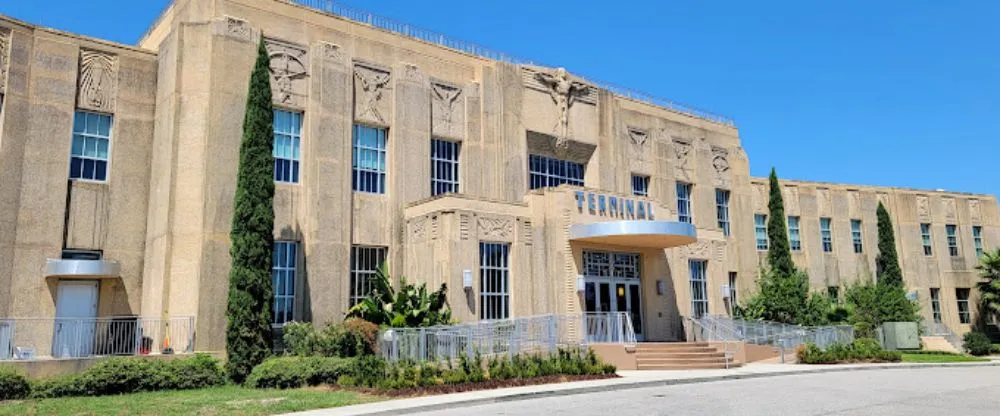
[766, 168, 795, 276]
[225, 37, 276, 383]
[875, 202, 903, 287]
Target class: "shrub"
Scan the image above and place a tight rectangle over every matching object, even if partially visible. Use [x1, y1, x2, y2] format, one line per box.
[345, 355, 389, 388]
[29, 376, 84, 399]
[246, 356, 353, 389]
[0, 367, 30, 400]
[797, 339, 902, 364]
[282, 319, 380, 358]
[963, 331, 993, 356]
[28, 354, 225, 399]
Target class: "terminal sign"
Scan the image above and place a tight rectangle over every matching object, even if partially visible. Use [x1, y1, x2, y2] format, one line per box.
[574, 191, 655, 220]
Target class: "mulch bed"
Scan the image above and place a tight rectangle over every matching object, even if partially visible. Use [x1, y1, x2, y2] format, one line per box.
[328, 374, 619, 398]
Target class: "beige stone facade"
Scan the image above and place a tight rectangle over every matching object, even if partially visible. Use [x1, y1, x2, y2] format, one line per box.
[0, 0, 996, 354]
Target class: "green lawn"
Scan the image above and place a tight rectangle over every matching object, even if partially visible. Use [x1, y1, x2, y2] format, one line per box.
[900, 353, 991, 363]
[0, 385, 378, 416]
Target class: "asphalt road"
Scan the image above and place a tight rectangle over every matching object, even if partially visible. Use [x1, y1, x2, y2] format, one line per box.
[411, 366, 1000, 416]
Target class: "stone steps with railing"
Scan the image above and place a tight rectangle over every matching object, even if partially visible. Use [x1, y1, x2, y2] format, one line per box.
[636, 342, 740, 370]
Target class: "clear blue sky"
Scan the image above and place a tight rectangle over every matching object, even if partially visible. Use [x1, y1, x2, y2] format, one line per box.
[2, 0, 997, 197]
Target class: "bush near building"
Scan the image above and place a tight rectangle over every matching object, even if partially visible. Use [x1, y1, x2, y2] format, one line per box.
[0, 367, 31, 400]
[797, 339, 902, 364]
[282, 318, 380, 358]
[963, 331, 993, 356]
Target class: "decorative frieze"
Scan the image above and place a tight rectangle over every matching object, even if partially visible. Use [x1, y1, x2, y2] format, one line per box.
[0, 28, 9, 94]
[916, 195, 930, 219]
[477, 216, 513, 241]
[970, 199, 982, 223]
[943, 197, 957, 220]
[711, 146, 730, 174]
[225, 16, 252, 42]
[684, 239, 713, 259]
[77, 49, 118, 113]
[353, 63, 391, 125]
[627, 127, 649, 161]
[410, 217, 427, 241]
[522, 67, 594, 151]
[264, 38, 308, 107]
[431, 81, 463, 139]
[673, 139, 693, 180]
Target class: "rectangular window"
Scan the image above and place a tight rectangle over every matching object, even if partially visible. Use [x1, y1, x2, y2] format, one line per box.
[676, 182, 692, 223]
[827, 286, 839, 304]
[921, 223, 933, 256]
[70, 111, 112, 181]
[820, 217, 833, 253]
[956, 288, 971, 324]
[632, 174, 650, 196]
[973, 226, 984, 258]
[930, 288, 941, 324]
[480, 242, 510, 320]
[850, 219, 863, 254]
[273, 109, 302, 183]
[946, 224, 959, 257]
[430, 139, 460, 195]
[272, 241, 297, 325]
[528, 154, 584, 190]
[352, 124, 387, 194]
[755, 214, 768, 251]
[788, 216, 802, 251]
[689, 260, 708, 318]
[716, 189, 731, 237]
[349, 246, 387, 306]
[727, 272, 737, 306]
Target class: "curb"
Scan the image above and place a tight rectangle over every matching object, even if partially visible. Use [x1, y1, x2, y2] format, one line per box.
[305, 361, 1000, 416]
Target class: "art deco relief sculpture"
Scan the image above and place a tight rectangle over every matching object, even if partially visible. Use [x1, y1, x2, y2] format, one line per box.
[78, 50, 117, 113]
[534, 68, 591, 151]
[970, 199, 981, 222]
[711, 146, 730, 174]
[265, 40, 308, 106]
[354, 66, 391, 124]
[478, 217, 513, 240]
[917, 195, 930, 218]
[0, 29, 9, 94]
[627, 128, 648, 160]
[432, 82, 462, 131]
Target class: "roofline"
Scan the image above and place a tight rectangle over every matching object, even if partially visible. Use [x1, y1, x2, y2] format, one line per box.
[750, 176, 998, 199]
[0, 14, 157, 56]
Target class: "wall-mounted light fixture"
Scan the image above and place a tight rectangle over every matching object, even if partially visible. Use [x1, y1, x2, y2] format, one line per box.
[463, 269, 473, 290]
[721, 284, 731, 299]
[576, 275, 585, 293]
[656, 280, 665, 295]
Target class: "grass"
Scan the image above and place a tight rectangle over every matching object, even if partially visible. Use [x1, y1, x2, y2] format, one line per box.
[900, 353, 991, 363]
[0, 385, 379, 416]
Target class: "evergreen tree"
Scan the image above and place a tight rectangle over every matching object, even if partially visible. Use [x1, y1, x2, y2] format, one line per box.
[225, 37, 276, 383]
[766, 168, 795, 276]
[875, 202, 903, 287]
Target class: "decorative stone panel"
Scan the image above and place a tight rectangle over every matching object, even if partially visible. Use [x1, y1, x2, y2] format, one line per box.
[477, 216, 514, 241]
[353, 63, 391, 125]
[684, 239, 713, 260]
[916, 195, 930, 220]
[673, 139, 693, 180]
[711, 145, 730, 187]
[816, 188, 832, 215]
[521, 66, 595, 151]
[216, 16, 252, 42]
[627, 127, 649, 161]
[459, 213, 471, 240]
[410, 217, 427, 242]
[519, 219, 533, 246]
[752, 182, 767, 213]
[943, 198, 957, 220]
[847, 190, 861, 216]
[264, 38, 308, 107]
[0, 28, 9, 94]
[783, 186, 800, 215]
[77, 49, 118, 113]
[876, 192, 890, 208]
[431, 81, 464, 139]
[969, 199, 981, 223]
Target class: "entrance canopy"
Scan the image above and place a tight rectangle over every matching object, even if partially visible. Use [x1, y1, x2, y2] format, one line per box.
[568, 220, 696, 248]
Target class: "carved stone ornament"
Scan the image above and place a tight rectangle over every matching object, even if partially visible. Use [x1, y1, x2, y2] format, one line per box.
[459, 213, 471, 240]
[0, 28, 9, 94]
[520, 220, 533, 245]
[265, 39, 308, 107]
[916, 195, 930, 218]
[402, 63, 421, 81]
[685, 240, 713, 259]
[478, 217, 514, 241]
[711, 146, 730, 174]
[320, 42, 345, 62]
[752, 183, 767, 212]
[877, 192, 890, 207]
[354, 64, 391, 125]
[225, 16, 251, 41]
[816, 188, 832, 214]
[529, 67, 593, 152]
[431, 82, 463, 139]
[627, 128, 649, 161]
[944, 198, 957, 220]
[77, 50, 118, 113]
[410, 218, 427, 241]
[970, 199, 982, 222]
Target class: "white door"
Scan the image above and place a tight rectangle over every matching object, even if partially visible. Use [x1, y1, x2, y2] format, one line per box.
[54, 281, 98, 358]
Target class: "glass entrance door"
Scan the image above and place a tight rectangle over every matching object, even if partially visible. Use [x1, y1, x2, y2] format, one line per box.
[582, 251, 643, 341]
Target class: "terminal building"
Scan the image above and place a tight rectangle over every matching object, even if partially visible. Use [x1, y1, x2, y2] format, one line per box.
[0, 0, 996, 356]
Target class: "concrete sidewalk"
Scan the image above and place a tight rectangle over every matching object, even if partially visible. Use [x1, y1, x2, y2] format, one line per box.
[285, 361, 1000, 416]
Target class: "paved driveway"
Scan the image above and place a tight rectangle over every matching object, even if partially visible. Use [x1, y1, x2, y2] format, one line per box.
[412, 366, 1000, 416]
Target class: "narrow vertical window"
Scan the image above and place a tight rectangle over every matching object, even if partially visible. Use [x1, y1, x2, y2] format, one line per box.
[755, 214, 768, 250]
[430, 139, 460, 195]
[850, 219, 863, 253]
[820, 217, 833, 253]
[946, 224, 959, 257]
[272, 241, 298, 325]
[689, 260, 708, 318]
[273, 109, 302, 183]
[788, 216, 801, 251]
[973, 226, 984, 258]
[480, 242, 510, 320]
[956, 288, 971, 324]
[350, 246, 387, 306]
[70, 111, 112, 181]
[632, 174, 650, 197]
[352, 124, 387, 194]
[930, 288, 941, 324]
[716, 189, 731, 237]
[676, 182, 692, 223]
[528, 154, 584, 190]
[920, 223, 933, 256]
[727, 272, 737, 306]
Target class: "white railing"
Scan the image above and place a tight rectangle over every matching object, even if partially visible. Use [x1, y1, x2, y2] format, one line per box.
[0, 316, 194, 360]
[379, 312, 635, 363]
[683, 316, 738, 369]
[692, 315, 855, 363]
[285, 0, 736, 127]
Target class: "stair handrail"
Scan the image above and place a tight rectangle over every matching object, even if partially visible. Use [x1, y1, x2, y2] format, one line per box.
[683, 315, 736, 369]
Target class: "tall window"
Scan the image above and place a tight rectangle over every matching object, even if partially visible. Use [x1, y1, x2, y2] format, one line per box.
[350, 246, 387, 306]
[850, 219, 863, 253]
[480, 243, 510, 320]
[920, 223, 933, 256]
[727, 272, 738, 306]
[930, 288, 941, 324]
[788, 216, 802, 251]
[973, 226, 984, 258]
[632, 174, 650, 196]
[272, 241, 298, 325]
[430, 139, 460, 195]
[946, 224, 959, 256]
[689, 260, 708, 318]
[528, 154, 584, 189]
[820, 217, 833, 253]
[716, 189, 731, 237]
[70, 111, 112, 181]
[352, 124, 387, 194]
[956, 288, 971, 324]
[273, 109, 301, 183]
[754, 214, 768, 251]
[676, 182, 692, 223]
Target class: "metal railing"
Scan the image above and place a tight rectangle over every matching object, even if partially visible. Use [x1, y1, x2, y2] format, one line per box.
[691, 315, 855, 363]
[923, 321, 963, 352]
[379, 312, 635, 363]
[0, 316, 194, 360]
[285, 0, 736, 126]
[683, 316, 738, 368]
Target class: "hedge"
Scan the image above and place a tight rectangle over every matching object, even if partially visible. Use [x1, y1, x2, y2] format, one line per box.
[245, 356, 353, 389]
[798, 338, 902, 364]
[29, 354, 225, 399]
[0, 367, 30, 400]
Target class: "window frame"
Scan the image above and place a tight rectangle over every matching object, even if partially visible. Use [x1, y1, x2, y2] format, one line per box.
[349, 245, 388, 306]
[930, 287, 942, 324]
[946, 224, 959, 257]
[716, 189, 731, 237]
[480, 242, 511, 320]
[632, 174, 650, 197]
[727, 271, 737, 306]
[689, 260, 709, 318]
[352, 124, 388, 194]
[676, 182, 692, 224]
[69, 110, 113, 182]
[920, 223, 933, 256]
[850, 219, 863, 254]
[820, 217, 833, 253]
[754, 214, 768, 251]
[272, 241, 298, 326]
[973, 226, 984, 258]
[956, 288, 971, 324]
[788, 216, 802, 251]
[528, 154, 584, 190]
[272, 109, 302, 184]
[430, 138, 460, 196]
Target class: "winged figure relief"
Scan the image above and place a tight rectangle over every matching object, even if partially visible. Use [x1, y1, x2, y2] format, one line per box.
[355, 69, 392, 123]
[534, 68, 590, 150]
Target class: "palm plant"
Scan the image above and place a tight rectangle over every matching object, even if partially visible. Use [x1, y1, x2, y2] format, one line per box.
[346, 263, 452, 327]
[976, 249, 1000, 320]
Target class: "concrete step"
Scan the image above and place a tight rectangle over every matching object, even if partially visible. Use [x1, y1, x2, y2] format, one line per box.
[637, 362, 742, 370]
[636, 352, 726, 359]
[637, 342, 710, 348]
[637, 357, 730, 365]
[636, 347, 718, 354]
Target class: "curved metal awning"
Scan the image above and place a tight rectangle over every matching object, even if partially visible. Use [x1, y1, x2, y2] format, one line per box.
[45, 259, 121, 278]
[568, 220, 697, 248]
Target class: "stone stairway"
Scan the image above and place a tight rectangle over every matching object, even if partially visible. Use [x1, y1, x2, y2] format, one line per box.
[635, 342, 741, 370]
